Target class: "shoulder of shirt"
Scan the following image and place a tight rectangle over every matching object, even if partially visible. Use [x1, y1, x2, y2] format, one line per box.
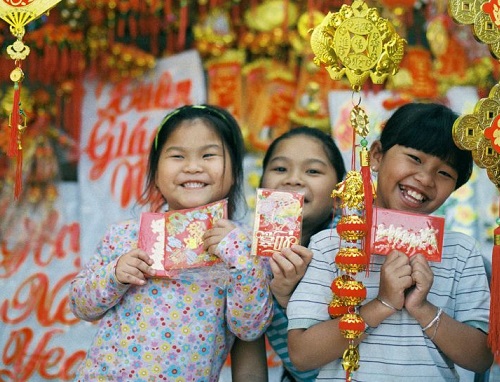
[443, 230, 479, 248]
[309, 227, 339, 245]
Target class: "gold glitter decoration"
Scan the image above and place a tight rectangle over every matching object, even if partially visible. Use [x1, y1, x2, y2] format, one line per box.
[452, 83, 500, 189]
[449, 0, 500, 59]
[331, 170, 365, 210]
[309, 0, 406, 90]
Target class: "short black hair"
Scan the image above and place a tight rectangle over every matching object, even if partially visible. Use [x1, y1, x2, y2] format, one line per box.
[379, 103, 473, 189]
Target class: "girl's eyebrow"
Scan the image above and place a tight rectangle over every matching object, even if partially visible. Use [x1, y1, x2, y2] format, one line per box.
[164, 144, 222, 153]
[270, 156, 329, 167]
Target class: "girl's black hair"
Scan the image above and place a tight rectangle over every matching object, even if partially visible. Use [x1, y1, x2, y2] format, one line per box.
[141, 104, 246, 218]
[261, 126, 347, 183]
[379, 102, 473, 189]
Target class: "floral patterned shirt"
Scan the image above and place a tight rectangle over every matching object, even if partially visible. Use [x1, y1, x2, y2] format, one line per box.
[70, 219, 273, 382]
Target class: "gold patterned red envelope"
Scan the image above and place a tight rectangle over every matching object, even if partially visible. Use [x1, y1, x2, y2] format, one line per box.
[138, 199, 227, 276]
[371, 207, 445, 262]
[251, 188, 304, 257]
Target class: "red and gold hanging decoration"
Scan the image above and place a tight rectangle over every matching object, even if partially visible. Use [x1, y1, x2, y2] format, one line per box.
[0, 0, 62, 199]
[310, 1, 405, 380]
[449, 0, 500, 362]
[452, 83, 500, 360]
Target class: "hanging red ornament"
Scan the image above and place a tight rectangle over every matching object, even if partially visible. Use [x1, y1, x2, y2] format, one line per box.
[336, 215, 368, 242]
[336, 278, 367, 306]
[339, 313, 366, 339]
[335, 247, 368, 274]
[329, 295, 350, 318]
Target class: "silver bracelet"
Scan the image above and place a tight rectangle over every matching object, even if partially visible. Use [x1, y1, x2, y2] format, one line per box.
[422, 307, 443, 333]
[376, 296, 401, 312]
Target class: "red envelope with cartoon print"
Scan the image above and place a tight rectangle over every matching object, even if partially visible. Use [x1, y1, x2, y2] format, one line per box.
[251, 188, 304, 257]
[139, 199, 227, 276]
[371, 207, 444, 262]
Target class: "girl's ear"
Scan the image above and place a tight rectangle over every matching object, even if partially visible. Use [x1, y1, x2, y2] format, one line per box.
[369, 140, 383, 172]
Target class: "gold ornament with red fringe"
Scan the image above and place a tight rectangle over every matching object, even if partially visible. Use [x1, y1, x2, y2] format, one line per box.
[452, 83, 500, 361]
[449, 0, 500, 59]
[310, 2, 405, 379]
[0, 0, 63, 199]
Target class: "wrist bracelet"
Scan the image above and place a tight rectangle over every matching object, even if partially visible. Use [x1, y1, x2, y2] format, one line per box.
[422, 307, 443, 335]
[376, 296, 401, 312]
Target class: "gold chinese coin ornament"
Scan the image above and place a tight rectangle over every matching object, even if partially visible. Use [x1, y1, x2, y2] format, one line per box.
[449, 0, 500, 58]
[452, 83, 500, 189]
[309, 0, 406, 90]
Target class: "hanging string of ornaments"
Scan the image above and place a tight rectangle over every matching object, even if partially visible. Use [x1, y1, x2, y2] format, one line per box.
[0, 0, 63, 199]
[309, 1, 406, 380]
[449, 0, 500, 361]
[309, 0, 500, 375]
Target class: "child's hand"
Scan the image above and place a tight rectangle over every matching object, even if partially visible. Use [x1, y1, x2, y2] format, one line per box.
[270, 245, 313, 308]
[404, 253, 434, 313]
[203, 219, 236, 256]
[115, 249, 156, 285]
[378, 250, 413, 311]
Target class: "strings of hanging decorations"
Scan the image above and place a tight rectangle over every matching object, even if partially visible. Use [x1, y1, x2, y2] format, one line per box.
[309, 1, 406, 380]
[451, 84, 500, 361]
[0, 0, 63, 199]
[449, 0, 500, 363]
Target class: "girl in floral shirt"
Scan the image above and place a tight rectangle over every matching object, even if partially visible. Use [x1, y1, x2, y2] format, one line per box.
[70, 105, 273, 382]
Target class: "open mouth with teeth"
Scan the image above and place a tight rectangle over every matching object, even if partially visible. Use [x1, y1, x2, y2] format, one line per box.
[182, 182, 206, 189]
[400, 185, 426, 204]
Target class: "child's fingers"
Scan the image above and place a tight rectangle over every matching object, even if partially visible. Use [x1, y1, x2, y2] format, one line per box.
[409, 254, 433, 287]
[202, 233, 222, 255]
[269, 257, 283, 277]
[271, 252, 298, 276]
[115, 250, 155, 285]
[288, 245, 313, 265]
[211, 218, 235, 230]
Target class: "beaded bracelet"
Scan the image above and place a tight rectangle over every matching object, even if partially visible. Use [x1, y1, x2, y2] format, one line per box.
[376, 296, 401, 312]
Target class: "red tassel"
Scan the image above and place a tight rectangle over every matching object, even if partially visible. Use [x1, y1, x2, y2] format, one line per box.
[360, 147, 374, 275]
[488, 224, 500, 361]
[14, 142, 23, 200]
[8, 81, 21, 157]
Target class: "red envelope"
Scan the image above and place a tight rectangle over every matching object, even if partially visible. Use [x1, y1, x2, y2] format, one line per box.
[138, 199, 227, 276]
[371, 207, 445, 262]
[251, 188, 304, 257]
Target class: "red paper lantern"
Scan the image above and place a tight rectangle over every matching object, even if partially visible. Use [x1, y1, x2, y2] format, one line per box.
[335, 247, 368, 274]
[331, 274, 354, 295]
[339, 313, 366, 339]
[332, 275, 367, 306]
[336, 215, 368, 242]
[328, 295, 349, 318]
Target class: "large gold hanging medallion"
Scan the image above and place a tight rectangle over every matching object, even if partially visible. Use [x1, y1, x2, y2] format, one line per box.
[452, 82, 500, 188]
[309, 0, 406, 90]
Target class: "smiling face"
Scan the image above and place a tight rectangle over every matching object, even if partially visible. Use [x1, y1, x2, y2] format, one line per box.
[155, 119, 233, 211]
[370, 141, 458, 215]
[260, 135, 339, 238]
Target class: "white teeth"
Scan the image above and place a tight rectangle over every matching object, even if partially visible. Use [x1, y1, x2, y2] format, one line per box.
[406, 188, 424, 201]
[183, 182, 205, 189]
